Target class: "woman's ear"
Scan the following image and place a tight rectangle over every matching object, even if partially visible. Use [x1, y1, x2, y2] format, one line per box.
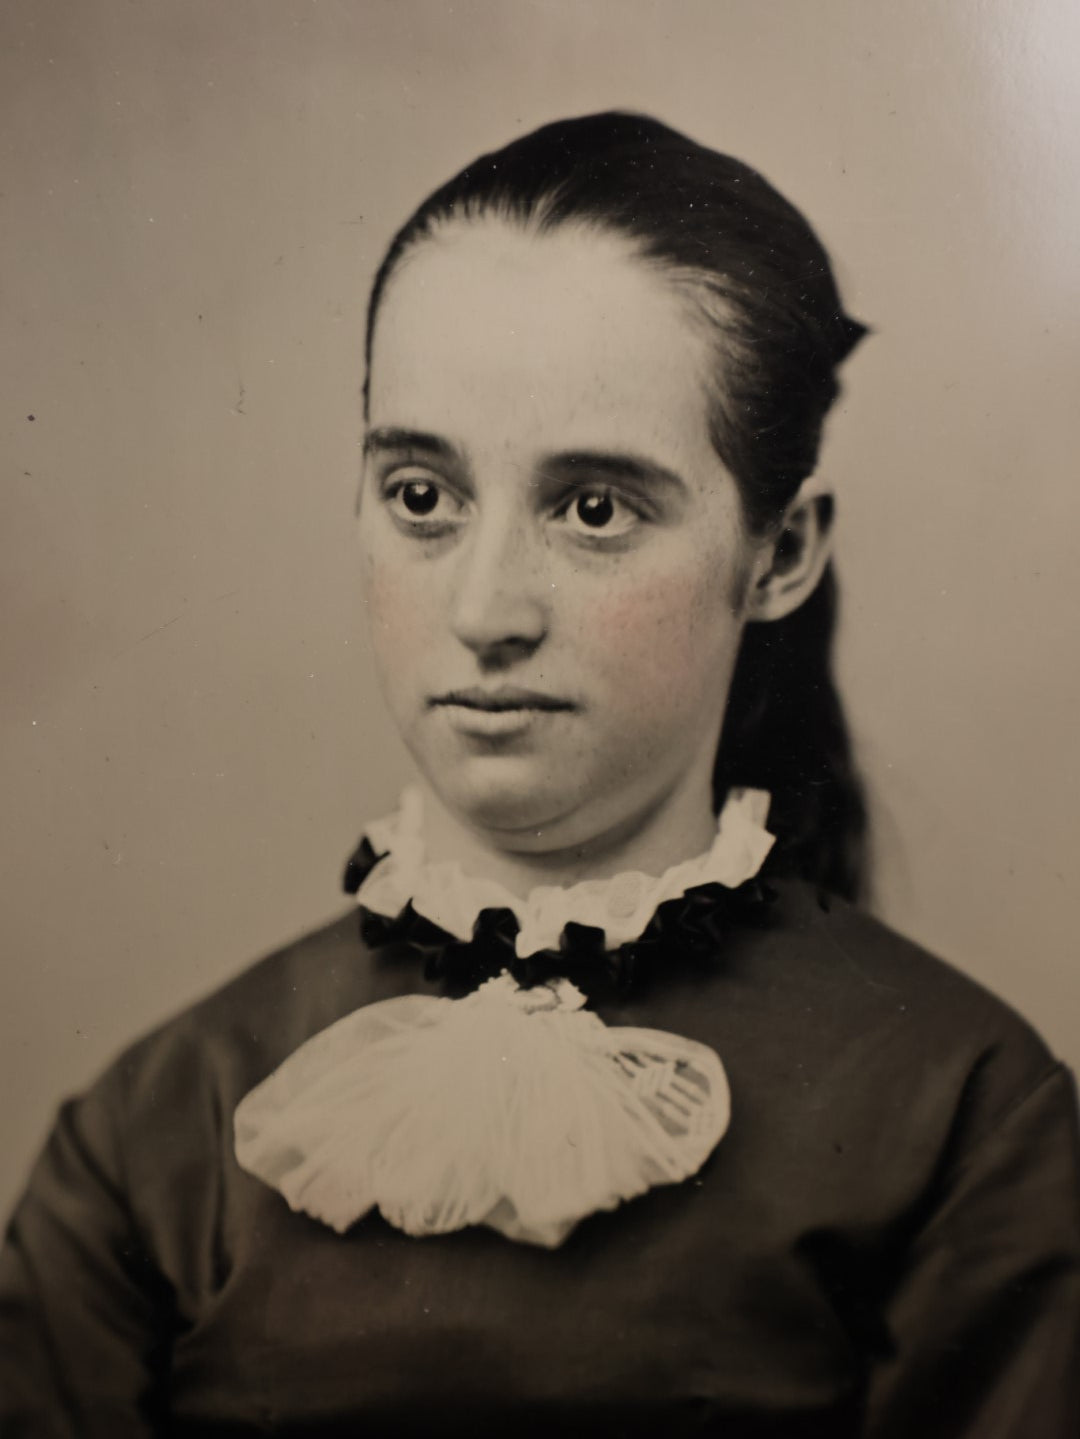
[745, 477, 835, 623]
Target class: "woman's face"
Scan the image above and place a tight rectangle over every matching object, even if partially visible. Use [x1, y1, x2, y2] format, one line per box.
[360, 221, 763, 855]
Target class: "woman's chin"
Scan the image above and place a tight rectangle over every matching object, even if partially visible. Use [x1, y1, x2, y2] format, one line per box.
[425, 761, 582, 845]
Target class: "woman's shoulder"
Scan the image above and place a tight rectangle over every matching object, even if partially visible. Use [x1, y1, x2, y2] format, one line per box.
[84, 909, 376, 1130]
[11, 911, 377, 1239]
[760, 880, 1050, 1042]
[721, 878, 1066, 1137]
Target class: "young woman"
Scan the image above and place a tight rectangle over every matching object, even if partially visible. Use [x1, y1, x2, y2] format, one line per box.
[2, 113, 1078, 1437]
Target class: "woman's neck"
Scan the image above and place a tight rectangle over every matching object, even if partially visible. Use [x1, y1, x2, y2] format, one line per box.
[416, 777, 719, 899]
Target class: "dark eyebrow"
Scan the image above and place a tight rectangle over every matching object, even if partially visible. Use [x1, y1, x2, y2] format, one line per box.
[363, 427, 462, 464]
[362, 433, 688, 499]
[543, 450, 688, 494]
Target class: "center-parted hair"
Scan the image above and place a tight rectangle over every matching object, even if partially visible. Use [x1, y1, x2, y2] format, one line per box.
[365, 112, 869, 900]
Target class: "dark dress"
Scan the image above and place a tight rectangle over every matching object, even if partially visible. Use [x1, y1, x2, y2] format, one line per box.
[2, 880, 1078, 1436]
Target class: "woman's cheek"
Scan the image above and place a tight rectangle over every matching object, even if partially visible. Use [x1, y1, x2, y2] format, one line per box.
[584, 569, 738, 714]
[363, 557, 433, 692]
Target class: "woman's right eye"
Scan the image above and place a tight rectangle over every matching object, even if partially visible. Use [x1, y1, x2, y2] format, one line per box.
[381, 473, 466, 532]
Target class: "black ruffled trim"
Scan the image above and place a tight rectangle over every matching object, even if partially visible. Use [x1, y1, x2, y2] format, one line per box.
[342, 834, 776, 998]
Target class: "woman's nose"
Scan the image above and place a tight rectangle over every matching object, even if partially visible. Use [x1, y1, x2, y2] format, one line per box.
[449, 512, 548, 662]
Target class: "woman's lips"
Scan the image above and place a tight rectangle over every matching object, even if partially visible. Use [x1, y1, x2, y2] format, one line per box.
[429, 687, 577, 713]
[428, 687, 578, 737]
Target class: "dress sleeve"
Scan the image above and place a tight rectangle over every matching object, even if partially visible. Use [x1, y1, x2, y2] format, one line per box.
[0, 1075, 173, 1437]
[865, 1062, 1080, 1439]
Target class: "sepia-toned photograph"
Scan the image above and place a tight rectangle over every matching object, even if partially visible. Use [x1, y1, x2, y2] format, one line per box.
[2, 1, 1078, 1433]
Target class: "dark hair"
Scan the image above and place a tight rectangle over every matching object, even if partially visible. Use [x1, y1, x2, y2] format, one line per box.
[364, 112, 869, 901]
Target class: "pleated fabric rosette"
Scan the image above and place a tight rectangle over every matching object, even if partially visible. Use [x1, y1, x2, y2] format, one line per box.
[234, 973, 731, 1248]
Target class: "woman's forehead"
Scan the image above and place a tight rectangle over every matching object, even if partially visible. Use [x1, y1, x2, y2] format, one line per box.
[367, 220, 717, 466]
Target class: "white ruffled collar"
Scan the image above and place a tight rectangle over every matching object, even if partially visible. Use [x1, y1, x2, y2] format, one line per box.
[356, 786, 775, 959]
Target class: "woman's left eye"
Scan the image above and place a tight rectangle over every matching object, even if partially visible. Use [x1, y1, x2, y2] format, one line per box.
[555, 489, 642, 539]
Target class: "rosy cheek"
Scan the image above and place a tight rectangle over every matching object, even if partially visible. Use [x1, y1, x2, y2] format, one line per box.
[583, 570, 735, 706]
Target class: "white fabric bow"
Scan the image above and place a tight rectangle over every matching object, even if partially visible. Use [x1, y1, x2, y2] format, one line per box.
[235, 973, 731, 1248]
